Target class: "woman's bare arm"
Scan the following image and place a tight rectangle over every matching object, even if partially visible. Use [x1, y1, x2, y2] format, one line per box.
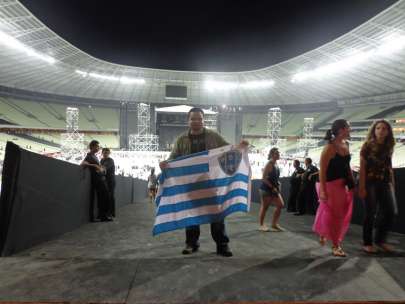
[262, 161, 274, 189]
[319, 144, 334, 201]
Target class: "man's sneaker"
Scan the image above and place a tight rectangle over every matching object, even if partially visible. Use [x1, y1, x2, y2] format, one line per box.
[259, 225, 270, 232]
[217, 245, 233, 257]
[182, 245, 198, 255]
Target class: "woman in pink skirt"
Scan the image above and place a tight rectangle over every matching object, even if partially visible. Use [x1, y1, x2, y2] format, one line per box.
[313, 119, 354, 257]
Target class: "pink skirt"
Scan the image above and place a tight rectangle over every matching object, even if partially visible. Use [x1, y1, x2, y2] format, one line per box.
[312, 179, 353, 245]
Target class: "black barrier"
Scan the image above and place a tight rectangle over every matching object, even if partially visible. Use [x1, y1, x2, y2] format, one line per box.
[115, 175, 134, 208]
[393, 168, 405, 234]
[0, 142, 92, 256]
[252, 172, 405, 234]
[133, 177, 148, 204]
[0, 142, 20, 255]
[250, 178, 291, 206]
[0, 142, 148, 256]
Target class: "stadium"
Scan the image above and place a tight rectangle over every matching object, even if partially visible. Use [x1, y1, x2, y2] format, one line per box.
[0, 1, 405, 303]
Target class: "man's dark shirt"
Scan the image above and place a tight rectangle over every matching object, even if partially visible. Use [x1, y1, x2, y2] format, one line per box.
[290, 167, 305, 189]
[189, 130, 206, 154]
[101, 157, 115, 187]
[302, 165, 319, 187]
[84, 153, 105, 184]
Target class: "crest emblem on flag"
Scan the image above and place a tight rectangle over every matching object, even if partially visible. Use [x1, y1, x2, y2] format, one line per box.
[218, 149, 242, 175]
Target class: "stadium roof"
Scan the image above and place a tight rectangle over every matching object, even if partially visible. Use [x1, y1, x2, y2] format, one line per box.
[156, 105, 216, 115]
[0, 0, 405, 106]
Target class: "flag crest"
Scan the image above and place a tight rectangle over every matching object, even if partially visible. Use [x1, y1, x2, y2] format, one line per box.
[218, 149, 242, 175]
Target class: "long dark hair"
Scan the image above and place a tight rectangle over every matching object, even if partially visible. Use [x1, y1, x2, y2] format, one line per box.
[364, 119, 395, 155]
[324, 119, 349, 142]
[268, 147, 279, 160]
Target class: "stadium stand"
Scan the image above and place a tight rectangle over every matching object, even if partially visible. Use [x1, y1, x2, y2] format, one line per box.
[0, 96, 120, 150]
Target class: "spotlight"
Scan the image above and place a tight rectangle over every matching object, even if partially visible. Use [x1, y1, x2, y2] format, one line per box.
[0, 30, 56, 64]
[291, 33, 405, 83]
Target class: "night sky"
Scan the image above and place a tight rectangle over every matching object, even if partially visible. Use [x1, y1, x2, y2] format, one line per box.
[20, 0, 398, 72]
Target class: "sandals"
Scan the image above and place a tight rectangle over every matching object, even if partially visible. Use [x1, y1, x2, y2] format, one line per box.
[260, 224, 285, 232]
[270, 224, 285, 232]
[319, 236, 326, 246]
[332, 246, 346, 257]
[259, 225, 270, 232]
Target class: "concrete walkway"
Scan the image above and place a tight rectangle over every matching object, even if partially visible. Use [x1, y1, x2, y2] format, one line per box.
[0, 201, 405, 303]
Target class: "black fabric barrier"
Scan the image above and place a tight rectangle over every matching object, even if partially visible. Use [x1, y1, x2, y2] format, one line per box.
[0, 142, 21, 255]
[0, 142, 92, 256]
[115, 175, 134, 208]
[250, 178, 291, 206]
[133, 177, 148, 203]
[0, 142, 148, 256]
[252, 171, 405, 234]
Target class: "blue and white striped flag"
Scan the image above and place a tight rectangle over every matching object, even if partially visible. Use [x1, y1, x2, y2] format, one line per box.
[153, 145, 251, 235]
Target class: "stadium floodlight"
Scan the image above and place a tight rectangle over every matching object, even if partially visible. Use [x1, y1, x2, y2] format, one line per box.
[240, 80, 275, 89]
[375, 34, 405, 56]
[291, 33, 405, 83]
[75, 70, 88, 77]
[120, 76, 145, 84]
[204, 80, 238, 91]
[292, 51, 370, 82]
[0, 30, 56, 64]
[89, 72, 120, 81]
[84, 72, 145, 84]
[204, 79, 275, 91]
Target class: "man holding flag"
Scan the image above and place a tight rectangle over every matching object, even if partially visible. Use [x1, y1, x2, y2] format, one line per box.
[158, 107, 249, 257]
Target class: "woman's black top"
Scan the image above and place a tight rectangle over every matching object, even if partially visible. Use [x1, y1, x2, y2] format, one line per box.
[326, 153, 351, 182]
[260, 161, 280, 192]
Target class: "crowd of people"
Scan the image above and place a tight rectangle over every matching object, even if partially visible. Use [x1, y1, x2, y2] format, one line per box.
[258, 118, 397, 257]
[74, 108, 398, 259]
[155, 108, 398, 258]
[110, 151, 168, 180]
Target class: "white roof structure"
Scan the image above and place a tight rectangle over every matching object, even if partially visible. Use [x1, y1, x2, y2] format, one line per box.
[0, 0, 405, 106]
[155, 105, 217, 114]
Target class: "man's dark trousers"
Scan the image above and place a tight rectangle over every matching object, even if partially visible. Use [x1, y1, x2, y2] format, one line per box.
[185, 221, 229, 249]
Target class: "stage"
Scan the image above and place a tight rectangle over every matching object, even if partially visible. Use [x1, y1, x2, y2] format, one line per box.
[0, 201, 404, 303]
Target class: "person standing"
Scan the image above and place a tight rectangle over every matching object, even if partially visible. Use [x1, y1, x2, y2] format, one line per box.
[287, 159, 305, 213]
[295, 158, 319, 215]
[101, 148, 116, 218]
[81, 140, 111, 222]
[258, 147, 285, 232]
[147, 168, 158, 203]
[313, 119, 354, 257]
[159, 107, 248, 257]
[359, 120, 396, 254]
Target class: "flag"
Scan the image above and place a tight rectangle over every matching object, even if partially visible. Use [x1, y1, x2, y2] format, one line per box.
[153, 145, 251, 235]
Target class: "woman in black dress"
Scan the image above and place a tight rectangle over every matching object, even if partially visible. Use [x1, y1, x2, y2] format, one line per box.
[258, 147, 285, 232]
